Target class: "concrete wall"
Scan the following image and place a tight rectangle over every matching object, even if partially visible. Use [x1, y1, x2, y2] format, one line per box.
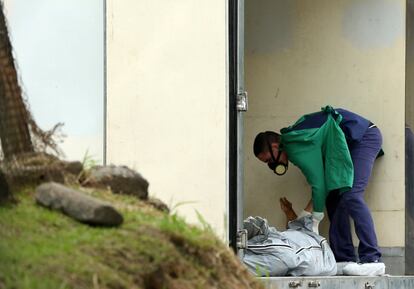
[244, 0, 406, 247]
[106, 1, 228, 238]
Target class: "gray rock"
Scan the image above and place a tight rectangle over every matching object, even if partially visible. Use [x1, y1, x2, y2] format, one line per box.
[146, 197, 170, 213]
[36, 182, 123, 226]
[63, 161, 83, 176]
[83, 165, 149, 199]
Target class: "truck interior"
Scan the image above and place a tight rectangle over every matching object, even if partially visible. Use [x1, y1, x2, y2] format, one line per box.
[229, 0, 414, 279]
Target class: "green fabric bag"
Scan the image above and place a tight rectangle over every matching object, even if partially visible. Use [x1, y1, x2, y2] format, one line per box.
[280, 106, 354, 212]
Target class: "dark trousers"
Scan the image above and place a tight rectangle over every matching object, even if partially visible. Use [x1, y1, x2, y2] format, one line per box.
[325, 126, 382, 263]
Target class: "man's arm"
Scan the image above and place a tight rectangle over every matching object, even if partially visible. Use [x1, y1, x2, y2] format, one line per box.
[280, 197, 297, 221]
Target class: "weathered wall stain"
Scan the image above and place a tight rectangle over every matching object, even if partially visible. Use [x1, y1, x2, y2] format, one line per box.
[245, 0, 294, 54]
[342, 0, 404, 49]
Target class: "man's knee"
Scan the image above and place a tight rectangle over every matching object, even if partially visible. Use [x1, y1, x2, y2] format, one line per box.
[340, 192, 367, 211]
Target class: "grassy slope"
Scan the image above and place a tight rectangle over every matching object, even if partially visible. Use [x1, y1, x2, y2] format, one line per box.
[0, 188, 263, 289]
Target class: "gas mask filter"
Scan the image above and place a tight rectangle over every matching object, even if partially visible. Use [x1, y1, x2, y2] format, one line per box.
[266, 138, 288, 176]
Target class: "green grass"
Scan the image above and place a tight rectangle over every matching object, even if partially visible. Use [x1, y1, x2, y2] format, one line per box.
[0, 188, 224, 289]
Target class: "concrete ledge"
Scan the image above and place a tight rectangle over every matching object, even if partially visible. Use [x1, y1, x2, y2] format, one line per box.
[380, 247, 404, 275]
[260, 275, 414, 289]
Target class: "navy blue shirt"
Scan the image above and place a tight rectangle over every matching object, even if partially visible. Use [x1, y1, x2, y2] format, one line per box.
[284, 108, 372, 147]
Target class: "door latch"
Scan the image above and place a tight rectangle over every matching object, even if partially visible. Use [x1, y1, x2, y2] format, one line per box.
[308, 281, 320, 287]
[365, 282, 375, 289]
[236, 229, 248, 249]
[236, 91, 248, 112]
[288, 280, 302, 288]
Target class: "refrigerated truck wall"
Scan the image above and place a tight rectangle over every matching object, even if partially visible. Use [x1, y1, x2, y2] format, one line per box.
[106, 0, 408, 271]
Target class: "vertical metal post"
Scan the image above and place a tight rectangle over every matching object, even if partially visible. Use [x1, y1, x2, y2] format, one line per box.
[406, 0, 414, 275]
[228, 0, 246, 253]
[228, 0, 239, 252]
[103, 0, 107, 165]
[228, 0, 247, 252]
[236, 0, 245, 243]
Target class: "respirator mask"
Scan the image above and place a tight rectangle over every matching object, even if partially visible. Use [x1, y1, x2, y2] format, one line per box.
[266, 139, 288, 176]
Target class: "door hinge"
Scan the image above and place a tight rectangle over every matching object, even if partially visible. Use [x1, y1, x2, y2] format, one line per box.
[236, 229, 248, 249]
[236, 91, 248, 112]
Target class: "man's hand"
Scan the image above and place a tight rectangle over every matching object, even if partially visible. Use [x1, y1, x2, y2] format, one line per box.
[280, 197, 293, 211]
[279, 197, 297, 221]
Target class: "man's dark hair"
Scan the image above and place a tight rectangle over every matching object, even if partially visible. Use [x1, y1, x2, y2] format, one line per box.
[253, 131, 281, 157]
